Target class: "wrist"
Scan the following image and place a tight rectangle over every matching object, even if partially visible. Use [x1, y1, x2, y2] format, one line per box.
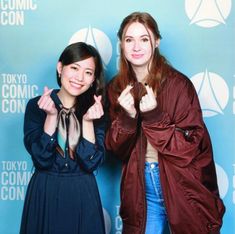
[128, 111, 137, 118]
[82, 117, 93, 123]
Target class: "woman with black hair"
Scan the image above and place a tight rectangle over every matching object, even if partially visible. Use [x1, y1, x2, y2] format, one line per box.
[20, 42, 105, 234]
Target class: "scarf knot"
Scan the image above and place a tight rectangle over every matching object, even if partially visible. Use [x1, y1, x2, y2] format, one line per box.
[57, 107, 80, 160]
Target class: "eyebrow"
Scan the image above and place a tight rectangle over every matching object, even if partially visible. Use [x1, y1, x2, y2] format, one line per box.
[124, 34, 150, 38]
[73, 62, 95, 72]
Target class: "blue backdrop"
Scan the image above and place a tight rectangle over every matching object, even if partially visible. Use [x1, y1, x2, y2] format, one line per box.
[0, 0, 234, 233]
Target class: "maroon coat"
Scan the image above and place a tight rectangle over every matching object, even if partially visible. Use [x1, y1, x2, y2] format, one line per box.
[105, 68, 225, 234]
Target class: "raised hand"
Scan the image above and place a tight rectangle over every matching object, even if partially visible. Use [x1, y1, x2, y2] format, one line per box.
[139, 85, 157, 113]
[37, 86, 57, 116]
[83, 95, 104, 121]
[118, 85, 136, 118]
[38, 86, 58, 115]
[37, 87, 57, 135]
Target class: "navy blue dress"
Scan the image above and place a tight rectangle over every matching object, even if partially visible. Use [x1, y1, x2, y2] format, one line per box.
[20, 90, 105, 234]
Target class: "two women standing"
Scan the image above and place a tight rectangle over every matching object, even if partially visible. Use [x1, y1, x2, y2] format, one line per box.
[21, 11, 225, 234]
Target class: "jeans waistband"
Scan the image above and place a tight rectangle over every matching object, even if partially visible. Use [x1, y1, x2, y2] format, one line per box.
[145, 162, 159, 172]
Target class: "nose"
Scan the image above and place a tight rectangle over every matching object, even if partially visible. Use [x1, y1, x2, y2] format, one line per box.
[133, 41, 141, 51]
[76, 70, 84, 82]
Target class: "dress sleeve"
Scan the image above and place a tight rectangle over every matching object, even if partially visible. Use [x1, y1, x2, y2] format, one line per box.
[141, 79, 205, 167]
[76, 118, 106, 172]
[23, 98, 57, 169]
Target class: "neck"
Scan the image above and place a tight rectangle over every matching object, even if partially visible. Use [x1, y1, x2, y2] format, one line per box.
[57, 89, 76, 109]
[132, 65, 148, 84]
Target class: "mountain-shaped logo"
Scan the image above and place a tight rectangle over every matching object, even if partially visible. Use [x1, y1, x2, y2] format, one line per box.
[185, 0, 232, 27]
[215, 163, 229, 199]
[190, 70, 229, 117]
[69, 27, 112, 68]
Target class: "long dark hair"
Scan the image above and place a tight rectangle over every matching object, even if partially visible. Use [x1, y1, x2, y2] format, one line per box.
[57, 42, 105, 119]
[109, 12, 171, 117]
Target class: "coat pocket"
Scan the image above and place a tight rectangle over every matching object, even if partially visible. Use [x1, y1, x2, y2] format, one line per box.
[179, 168, 225, 233]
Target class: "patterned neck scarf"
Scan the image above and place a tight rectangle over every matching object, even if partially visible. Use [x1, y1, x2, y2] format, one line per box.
[56, 106, 80, 160]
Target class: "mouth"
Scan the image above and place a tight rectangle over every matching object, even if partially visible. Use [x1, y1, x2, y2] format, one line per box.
[131, 54, 144, 59]
[70, 81, 84, 89]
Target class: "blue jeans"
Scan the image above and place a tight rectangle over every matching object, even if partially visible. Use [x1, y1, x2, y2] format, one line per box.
[145, 162, 168, 234]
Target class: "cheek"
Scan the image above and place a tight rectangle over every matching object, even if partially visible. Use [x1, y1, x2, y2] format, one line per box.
[124, 44, 132, 53]
[60, 77, 67, 86]
[124, 49, 132, 60]
[61, 70, 72, 80]
[149, 44, 155, 53]
[86, 76, 95, 85]
[144, 47, 153, 57]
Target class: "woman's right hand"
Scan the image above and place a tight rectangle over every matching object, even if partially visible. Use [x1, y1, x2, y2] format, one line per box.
[37, 86, 57, 116]
[38, 86, 58, 136]
[118, 85, 137, 118]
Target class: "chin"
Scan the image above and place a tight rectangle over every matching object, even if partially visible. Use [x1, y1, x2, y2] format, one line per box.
[73, 88, 89, 97]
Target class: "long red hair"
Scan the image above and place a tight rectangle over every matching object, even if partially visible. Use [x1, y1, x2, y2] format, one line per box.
[108, 12, 171, 118]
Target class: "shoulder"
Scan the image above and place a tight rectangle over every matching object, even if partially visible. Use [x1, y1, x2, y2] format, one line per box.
[164, 67, 195, 92]
[27, 95, 41, 105]
[163, 68, 199, 105]
[26, 96, 41, 111]
[167, 67, 190, 83]
[25, 95, 45, 119]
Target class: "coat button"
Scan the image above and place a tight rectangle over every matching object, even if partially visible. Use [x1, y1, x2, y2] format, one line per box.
[207, 223, 213, 229]
[65, 163, 68, 167]
[184, 130, 189, 137]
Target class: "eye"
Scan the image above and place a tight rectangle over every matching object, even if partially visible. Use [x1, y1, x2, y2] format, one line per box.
[85, 71, 93, 76]
[125, 38, 132, 43]
[142, 37, 149, 42]
[71, 66, 78, 71]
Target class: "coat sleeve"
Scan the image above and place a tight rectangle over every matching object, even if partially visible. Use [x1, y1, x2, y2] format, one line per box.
[141, 78, 205, 167]
[76, 118, 105, 172]
[104, 82, 139, 161]
[105, 110, 139, 161]
[23, 98, 57, 169]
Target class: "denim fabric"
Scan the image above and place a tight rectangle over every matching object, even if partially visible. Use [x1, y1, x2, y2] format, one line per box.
[145, 162, 168, 234]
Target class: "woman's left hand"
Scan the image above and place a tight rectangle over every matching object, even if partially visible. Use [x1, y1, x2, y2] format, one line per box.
[139, 85, 157, 112]
[83, 95, 104, 121]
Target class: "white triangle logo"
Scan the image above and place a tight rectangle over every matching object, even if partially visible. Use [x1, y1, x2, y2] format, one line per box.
[191, 70, 229, 117]
[185, 0, 232, 28]
[69, 27, 113, 68]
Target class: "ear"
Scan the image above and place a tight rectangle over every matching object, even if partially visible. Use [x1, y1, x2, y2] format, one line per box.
[155, 38, 160, 48]
[57, 62, 63, 75]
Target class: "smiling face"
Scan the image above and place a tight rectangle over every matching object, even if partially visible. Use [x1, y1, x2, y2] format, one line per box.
[122, 22, 159, 70]
[57, 56, 95, 101]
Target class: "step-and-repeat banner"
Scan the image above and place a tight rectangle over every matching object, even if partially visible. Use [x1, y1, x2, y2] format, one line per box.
[0, 1, 234, 233]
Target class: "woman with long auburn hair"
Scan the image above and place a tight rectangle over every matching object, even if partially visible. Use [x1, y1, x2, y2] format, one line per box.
[105, 12, 225, 234]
